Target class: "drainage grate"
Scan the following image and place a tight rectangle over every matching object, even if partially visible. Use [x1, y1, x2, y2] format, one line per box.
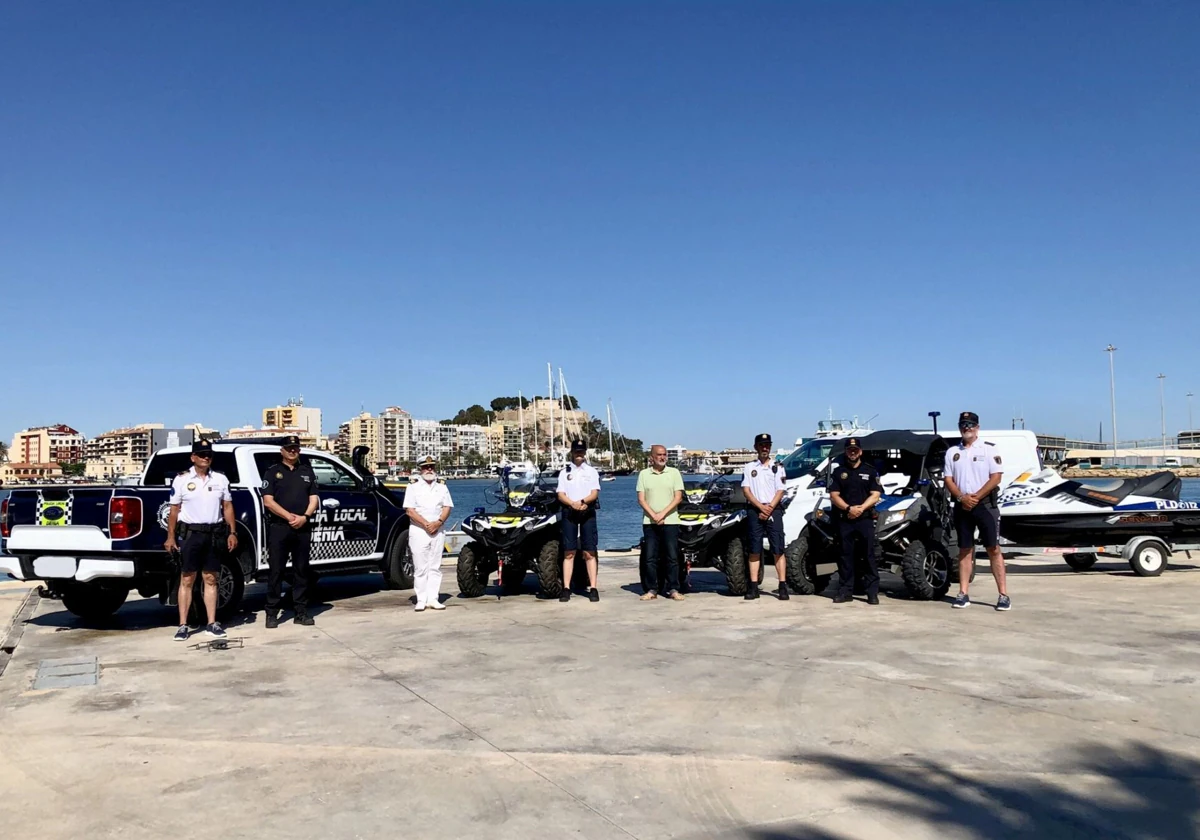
[33, 655, 99, 689]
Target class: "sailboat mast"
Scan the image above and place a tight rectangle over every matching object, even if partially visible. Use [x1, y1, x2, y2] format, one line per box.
[518, 390, 527, 462]
[607, 399, 615, 469]
[546, 363, 555, 467]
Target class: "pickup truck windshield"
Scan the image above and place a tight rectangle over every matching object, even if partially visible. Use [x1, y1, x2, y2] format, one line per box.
[144, 453, 241, 486]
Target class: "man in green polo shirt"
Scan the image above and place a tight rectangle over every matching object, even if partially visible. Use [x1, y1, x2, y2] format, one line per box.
[636, 444, 686, 601]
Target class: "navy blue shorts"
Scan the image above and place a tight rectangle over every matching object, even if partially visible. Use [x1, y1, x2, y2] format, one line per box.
[562, 513, 598, 553]
[954, 504, 1000, 550]
[747, 508, 785, 556]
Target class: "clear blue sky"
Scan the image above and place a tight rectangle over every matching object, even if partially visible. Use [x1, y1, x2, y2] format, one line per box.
[2, 1, 1197, 449]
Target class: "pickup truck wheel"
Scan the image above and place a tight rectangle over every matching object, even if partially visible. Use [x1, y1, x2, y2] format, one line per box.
[187, 553, 247, 625]
[723, 537, 748, 596]
[385, 530, 414, 590]
[535, 539, 563, 597]
[1065, 552, 1098, 572]
[900, 541, 951, 601]
[61, 583, 129, 622]
[456, 542, 488, 598]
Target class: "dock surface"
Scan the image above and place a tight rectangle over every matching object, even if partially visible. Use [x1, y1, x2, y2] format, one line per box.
[3, 556, 1200, 839]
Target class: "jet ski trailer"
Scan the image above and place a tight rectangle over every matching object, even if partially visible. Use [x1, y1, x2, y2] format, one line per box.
[997, 469, 1200, 576]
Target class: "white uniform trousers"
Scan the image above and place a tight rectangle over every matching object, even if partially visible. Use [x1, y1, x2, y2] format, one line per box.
[409, 526, 445, 607]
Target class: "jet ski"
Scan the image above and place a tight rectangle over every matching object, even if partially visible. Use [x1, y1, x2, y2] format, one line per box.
[998, 469, 1200, 548]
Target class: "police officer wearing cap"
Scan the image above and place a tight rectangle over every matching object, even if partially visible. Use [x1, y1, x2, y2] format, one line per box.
[827, 437, 883, 604]
[741, 433, 789, 601]
[164, 439, 237, 641]
[944, 411, 1009, 611]
[557, 438, 601, 603]
[262, 435, 320, 627]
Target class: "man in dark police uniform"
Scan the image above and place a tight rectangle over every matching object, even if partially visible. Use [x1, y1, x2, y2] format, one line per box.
[261, 435, 320, 627]
[827, 437, 883, 605]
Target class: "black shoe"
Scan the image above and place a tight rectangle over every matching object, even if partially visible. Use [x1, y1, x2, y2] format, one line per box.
[265, 612, 279, 629]
[559, 589, 571, 602]
[205, 622, 227, 638]
[832, 593, 853, 604]
[867, 594, 880, 606]
[294, 614, 314, 626]
[588, 588, 599, 603]
[778, 582, 790, 601]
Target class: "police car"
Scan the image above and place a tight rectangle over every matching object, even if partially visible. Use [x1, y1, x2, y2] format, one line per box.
[0, 443, 412, 621]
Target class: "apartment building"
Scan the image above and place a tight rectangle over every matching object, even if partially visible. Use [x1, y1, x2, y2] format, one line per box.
[262, 398, 322, 438]
[9, 424, 85, 465]
[85, 424, 194, 470]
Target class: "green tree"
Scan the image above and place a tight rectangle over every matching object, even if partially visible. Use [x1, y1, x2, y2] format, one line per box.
[442, 404, 493, 426]
[489, 395, 531, 412]
[60, 462, 87, 477]
[0, 439, 8, 462]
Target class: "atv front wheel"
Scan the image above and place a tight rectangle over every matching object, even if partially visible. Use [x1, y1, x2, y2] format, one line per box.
[535, 539, 563, 597]
[785, 533, 832, 595]
[457, 542, 488, 598]
[900, 540, 952, 601]
[723, 537, 748, 596]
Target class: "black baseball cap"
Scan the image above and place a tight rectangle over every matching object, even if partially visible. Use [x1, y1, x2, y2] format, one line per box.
[958, 411, 980, 427]
[281, 434, 301, 449]
[754, 433, 772, 447]
[845, 438, 862, 450]
[571, 438, 587, 453]
[192, 439, 214, 456]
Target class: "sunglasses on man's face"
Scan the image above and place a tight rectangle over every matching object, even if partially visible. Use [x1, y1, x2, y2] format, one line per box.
[283, 446, 300, 453]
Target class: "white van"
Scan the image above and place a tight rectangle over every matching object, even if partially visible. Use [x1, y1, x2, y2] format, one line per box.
[781, 429, 1042, 546]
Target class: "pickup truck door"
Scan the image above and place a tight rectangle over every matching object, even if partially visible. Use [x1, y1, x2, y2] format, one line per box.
[255, 454, 381, 567]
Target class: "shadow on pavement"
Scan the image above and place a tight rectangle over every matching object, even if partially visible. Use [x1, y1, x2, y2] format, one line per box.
[735, 741, 1200, 839]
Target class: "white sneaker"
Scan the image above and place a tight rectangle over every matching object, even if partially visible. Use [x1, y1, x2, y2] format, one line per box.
[430, 600, 446, 611]
[414, 602, 426, 612]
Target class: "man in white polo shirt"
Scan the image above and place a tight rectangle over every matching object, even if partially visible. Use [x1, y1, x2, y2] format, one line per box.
[742, 432, 788, 601]
[164, 439, 237, 641]
[404, 456, 454, 612]
[943, 411, 1009, 611]
[557, 438, 601, 603]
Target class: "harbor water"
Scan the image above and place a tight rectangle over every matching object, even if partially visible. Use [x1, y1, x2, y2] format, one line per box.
[2, 478, 1198, 558]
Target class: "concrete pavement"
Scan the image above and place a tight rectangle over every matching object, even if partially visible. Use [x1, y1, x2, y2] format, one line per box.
[2, 554, 1199, 839]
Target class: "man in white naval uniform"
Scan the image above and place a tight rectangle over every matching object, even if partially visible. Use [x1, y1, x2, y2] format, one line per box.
[404, 456, 454, 611]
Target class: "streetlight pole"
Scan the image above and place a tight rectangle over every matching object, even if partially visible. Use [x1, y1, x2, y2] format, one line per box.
[928, 411, 940, 435]
[1104, 345, 1118, 459]
[1158, 373, 1167, 462]
[1188, 391, 1195, 432]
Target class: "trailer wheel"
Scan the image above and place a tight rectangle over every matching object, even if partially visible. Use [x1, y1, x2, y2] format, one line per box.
[1064, 552, 1098, 572]
[723, 537, 748, 596]
[535, 539, 563, 597]
[900, 541, 951, 601]
[384, 529, 414, 590]
[61, 583, 129, 622]
[1129, 542, 1168, 577]
[456, 542, 488, 598]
